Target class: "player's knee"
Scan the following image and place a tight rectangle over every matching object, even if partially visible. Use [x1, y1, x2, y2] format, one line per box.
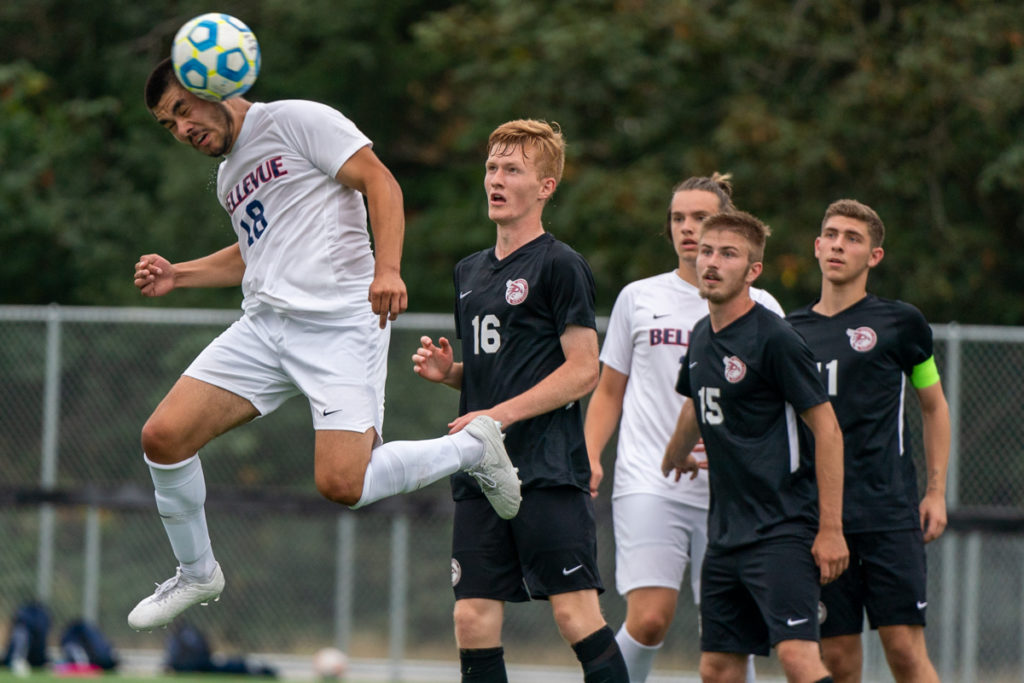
[453, 601, 498, 648]
[315, 471, 363, 506]
[822, 648, 859, 681]
[141, 417, 183, 464]
[628, 609, 672, 645]
[883, 642, 928, 679]
[699, 653, 742, 683]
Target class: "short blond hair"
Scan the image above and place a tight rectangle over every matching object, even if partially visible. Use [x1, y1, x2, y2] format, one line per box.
[488, 119, 565, 184]
[822, 198, 885, 247]
[701, 210, 772, 263]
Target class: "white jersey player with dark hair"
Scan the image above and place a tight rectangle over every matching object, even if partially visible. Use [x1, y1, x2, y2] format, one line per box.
[585, 174, 776, 682]
[786, 199, 949, 683]
[127, 57, 520, 631]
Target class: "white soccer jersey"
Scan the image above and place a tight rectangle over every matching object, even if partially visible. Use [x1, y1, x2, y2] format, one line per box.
[600, 271, 784, 507]
[217, 100, 376, 317]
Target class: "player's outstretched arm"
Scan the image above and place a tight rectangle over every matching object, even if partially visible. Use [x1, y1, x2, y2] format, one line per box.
[412, 336, 463, 390]
[134, 244, 244, 296]
[336, 146, 408, 329]
[661, 399, 701, 482]
[583, 365, 628, 497]
[917, 380, 950, 542]
[801, 400, 849, 584]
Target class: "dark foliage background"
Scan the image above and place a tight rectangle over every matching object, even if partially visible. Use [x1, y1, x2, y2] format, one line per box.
[2, 0, 1022, 323]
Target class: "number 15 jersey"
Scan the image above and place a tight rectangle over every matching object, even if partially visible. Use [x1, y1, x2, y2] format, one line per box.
[450, 232, 597, 500]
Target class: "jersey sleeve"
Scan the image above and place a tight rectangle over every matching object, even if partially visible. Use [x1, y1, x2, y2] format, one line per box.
[599, 285, 635, 376]
[269, 101, 372, 178]
[896, 303, 934, 375]
[545, 246, 597, 334]
[675, 348, 693, 398]
[767, 322, 828, 413]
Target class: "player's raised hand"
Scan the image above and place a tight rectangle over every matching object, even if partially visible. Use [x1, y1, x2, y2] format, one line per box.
[412, 336, 454, 384]
[368, 270, 408, 329]
[134, 254, 175, 297]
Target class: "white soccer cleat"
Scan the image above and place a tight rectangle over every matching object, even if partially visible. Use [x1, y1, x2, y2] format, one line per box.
[464, 416, 522, 520]
[128, 563, 225, 631]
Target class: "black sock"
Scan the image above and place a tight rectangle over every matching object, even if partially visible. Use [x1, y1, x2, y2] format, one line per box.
[814, 677, 834, 683]
[571, 625, 629, 683]
[459, 647, 507, 683]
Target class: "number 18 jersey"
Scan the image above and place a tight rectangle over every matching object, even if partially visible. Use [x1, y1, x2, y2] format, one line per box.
[450, 232, 597, 500]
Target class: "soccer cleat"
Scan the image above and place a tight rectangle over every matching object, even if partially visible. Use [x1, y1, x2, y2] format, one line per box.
[127, 563, 225, 631]
[464, 416, 522, 520]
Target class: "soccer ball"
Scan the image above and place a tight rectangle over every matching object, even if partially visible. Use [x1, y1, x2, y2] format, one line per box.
[171, 13, 260, 102]
[312, 647, 348, 680]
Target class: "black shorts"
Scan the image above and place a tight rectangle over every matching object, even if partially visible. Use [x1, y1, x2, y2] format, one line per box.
[819, 528, 928, 637]
[700, 535, 820, 656]
[451, 486, 603, 602]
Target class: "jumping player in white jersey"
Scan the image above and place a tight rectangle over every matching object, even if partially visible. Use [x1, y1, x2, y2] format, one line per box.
[412, 120, 629, 682]
[787, 199, 949, 683]
[584, 174, 776, 682]
[126, 58, 520, 631]
[662, 211, 848, 683]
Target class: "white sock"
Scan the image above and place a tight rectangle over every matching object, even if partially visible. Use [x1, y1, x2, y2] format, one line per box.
[146, 454, 217, 582]
[746, 653, 757, 682]
[615, 624, 661, 683]
[352, 431, 483, 508]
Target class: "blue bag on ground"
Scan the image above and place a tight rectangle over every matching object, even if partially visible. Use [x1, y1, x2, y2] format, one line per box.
[2, 602, 50, 670]
[60, 619, 119, 670]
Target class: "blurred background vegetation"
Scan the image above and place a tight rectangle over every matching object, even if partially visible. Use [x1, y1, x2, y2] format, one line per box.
[2, 0, 1022, 323]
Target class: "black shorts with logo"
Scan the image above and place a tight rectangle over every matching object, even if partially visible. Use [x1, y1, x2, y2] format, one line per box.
[451, 485, 603, 601]
[700, 534, 821, 656]
[819, 528, 928, 637]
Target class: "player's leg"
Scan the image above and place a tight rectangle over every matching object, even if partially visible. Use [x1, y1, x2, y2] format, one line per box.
[130, 376, 259, 630]
[700, 652, 748, 683]
[130, 311, 298, 630]
[513, 487, 627, 681]
[611, 494, 696, 681]
[700, 548, 771, 683]
[877, 625, 937, 683]
[451, 497, 524, 683]
[860, 530, 936, 683]
[818, 534, 866, 683]
[746, 537, 830, 682]
[292, 312, 519, 515]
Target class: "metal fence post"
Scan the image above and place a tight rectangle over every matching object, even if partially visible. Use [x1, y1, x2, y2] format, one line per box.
[36, 304, 63, 602]
[388, 514, 409, 683]
[335, 513, 355, 653]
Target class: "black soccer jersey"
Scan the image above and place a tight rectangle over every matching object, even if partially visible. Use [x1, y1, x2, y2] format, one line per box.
[450, 232, 597, 500]
[676, 303, 828, 551]
[786, 294, 934, 533]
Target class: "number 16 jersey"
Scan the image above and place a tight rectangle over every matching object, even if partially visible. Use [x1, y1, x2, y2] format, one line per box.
[450, 232, 597, 500]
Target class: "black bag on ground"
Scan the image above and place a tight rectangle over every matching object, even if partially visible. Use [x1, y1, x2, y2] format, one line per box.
[60, 619, 120, 670]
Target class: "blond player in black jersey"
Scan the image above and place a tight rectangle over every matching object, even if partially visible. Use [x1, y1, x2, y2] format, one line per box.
[787, 200, 950, 683]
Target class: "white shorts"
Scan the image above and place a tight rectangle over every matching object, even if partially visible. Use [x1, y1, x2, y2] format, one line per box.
[612, 493, 708, 603]
[184, 305, 389, 440]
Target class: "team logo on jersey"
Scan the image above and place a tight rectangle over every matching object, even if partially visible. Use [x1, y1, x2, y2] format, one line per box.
[505, 278, 529, 305]
[722, 355, 746, 383]
[846, 326, 877, 352]
[451, 558, 462, 587]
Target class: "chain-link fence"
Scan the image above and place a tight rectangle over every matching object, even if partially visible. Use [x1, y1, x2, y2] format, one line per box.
[1, 306, 1022, 682]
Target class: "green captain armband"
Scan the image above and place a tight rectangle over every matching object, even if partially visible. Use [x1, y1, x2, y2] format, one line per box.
[911, 355, 941, 389]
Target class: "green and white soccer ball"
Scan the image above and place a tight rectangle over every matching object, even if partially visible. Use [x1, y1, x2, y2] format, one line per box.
[171, 13, 260, 102]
